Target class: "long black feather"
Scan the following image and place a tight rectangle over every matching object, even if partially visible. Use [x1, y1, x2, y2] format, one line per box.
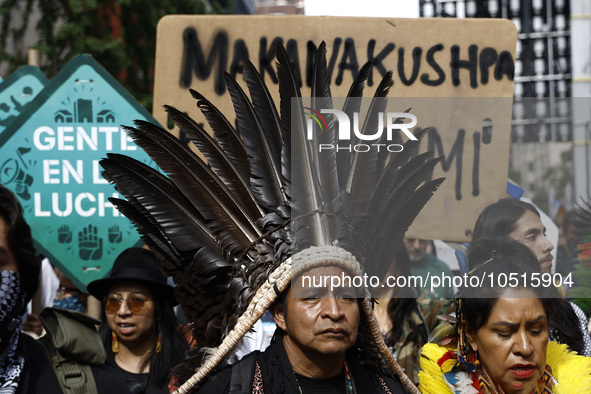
[346, 71, 393, 192]
[224, 73, 287, 216]
[164, 105, 263, 220]
[376, 108, 414, 171]
[369, 157, 443, 255]
[367, 178, 445, 278]
[276, 44, 329, 248]
[310, 41, 334, 179]
[101, 158, 239, 307]
[125, 121, 260, 243]
[369, 148, 433, 237]
[310, 42, 345, 245]
[275, 41, 300, 202]
[242, 60, 282, 171]
[104, 169, 179, 260]
[347, 71, 393, 238]
[189, 88, 251, 184]
[379, 126, 428, 175]
[337, 62, 372, 188]
[100, 154, 217, 252]
[107, 198, 182, 272]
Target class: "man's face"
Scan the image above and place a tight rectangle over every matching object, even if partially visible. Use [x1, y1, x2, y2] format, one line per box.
[0, 217, 19, 273]
[508, 210, 554, 274]
[273, 265, 359, 359]
[403, 238, 429, 263]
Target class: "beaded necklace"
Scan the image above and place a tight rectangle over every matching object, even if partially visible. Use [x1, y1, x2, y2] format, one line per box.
[294, 361, 356, 393]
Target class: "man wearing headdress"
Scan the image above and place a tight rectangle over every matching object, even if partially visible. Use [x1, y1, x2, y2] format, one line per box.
[100, 41, 442, 394]
[196, 257, 406, 393]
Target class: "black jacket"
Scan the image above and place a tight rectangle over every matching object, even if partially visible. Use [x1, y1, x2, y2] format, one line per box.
[18, 333, 132, 394]
[197, 333, 408, 394]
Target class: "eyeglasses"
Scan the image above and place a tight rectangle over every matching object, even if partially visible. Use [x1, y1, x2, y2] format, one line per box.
[105, 294, 152, 314]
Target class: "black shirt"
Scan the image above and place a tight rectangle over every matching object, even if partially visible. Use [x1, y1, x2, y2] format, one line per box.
[19, 333, 132, 394]
[197, 351, 406, 393]
[295, 370, 348, 393]
[110, 354, 167, 394]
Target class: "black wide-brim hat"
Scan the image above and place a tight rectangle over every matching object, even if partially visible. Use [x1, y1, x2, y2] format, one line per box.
[87, 247, 177, 306]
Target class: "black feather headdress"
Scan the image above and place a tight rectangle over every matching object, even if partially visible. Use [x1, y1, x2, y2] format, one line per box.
[101, 41, 443, 394]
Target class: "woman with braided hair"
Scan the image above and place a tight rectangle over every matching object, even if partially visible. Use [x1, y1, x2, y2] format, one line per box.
[419, 237, 591, 393]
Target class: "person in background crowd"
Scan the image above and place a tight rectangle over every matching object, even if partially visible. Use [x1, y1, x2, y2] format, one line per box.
[23, 258, 103, 337]
[0, 183, 129, 393]
[52, 266, 89, 313]
[403, 237, 455, 298]
[556, 209, 577, 278]
[88, 247, 188, 394]
[0, 182, 54, 393]
[374, 247, 454, 386]
[473, 197, 591, 356]
[473, 198, 554, 273]
[21, 257, 59, 337]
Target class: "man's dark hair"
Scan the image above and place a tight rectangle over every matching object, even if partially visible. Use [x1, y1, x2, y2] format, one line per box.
[467, 234, 541, 273]
[472, 198, 539, 240]
[0, 184, 40, 306]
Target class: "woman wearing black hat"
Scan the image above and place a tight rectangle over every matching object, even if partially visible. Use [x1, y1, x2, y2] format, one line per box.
[88, 247, 188, 394]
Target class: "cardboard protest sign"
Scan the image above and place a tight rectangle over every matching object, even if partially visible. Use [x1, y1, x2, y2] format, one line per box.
[153, 16, 517, 242]
[0, 66, 48, 135]
[0, 55, 160, 291]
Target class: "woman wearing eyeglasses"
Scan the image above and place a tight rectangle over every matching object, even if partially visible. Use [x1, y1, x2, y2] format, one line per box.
[88, 247, 188, 394]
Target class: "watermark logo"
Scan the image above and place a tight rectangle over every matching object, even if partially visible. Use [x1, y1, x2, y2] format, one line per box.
[304, 107, 328, 132]
[305, 108, 417, 152]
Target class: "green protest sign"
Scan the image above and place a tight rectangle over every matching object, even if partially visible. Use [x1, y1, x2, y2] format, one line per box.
[0, 55, 159, 291]
[0, 65, 48, 135]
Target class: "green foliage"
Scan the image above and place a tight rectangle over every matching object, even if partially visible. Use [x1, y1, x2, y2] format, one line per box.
[567, 262, 591, 316]
[545, 149, 574, 199]
[529, 149, 574, 214]
[0, 0, 34, 66]
[508, 169, 521, 187]
[0, 0, 217, 110]
[531, 187, 549, 213]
